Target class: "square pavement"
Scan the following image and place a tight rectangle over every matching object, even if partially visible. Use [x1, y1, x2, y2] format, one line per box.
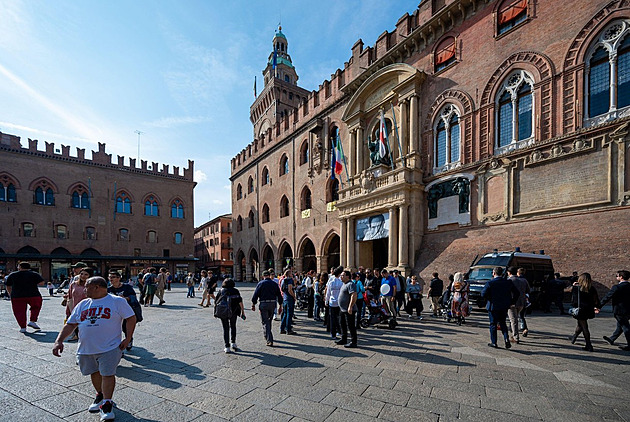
[1, 284, 628, 421]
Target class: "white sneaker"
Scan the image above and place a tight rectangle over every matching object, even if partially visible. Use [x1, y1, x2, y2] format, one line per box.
[19, 328, 27, 333]
[273, 315, 278, 321]
[27, 321, 41, 331]
[88, 393, 103, 413]
[231, 343, 238, 351]
[99, 401, 115, 421]
[224, 347, 231, 354]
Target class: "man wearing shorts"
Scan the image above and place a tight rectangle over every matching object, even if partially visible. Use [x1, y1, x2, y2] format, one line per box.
[53, 277, 136, 421]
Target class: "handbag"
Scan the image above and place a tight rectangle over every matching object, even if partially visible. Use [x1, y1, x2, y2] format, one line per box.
[568, 287, 581, 318]
[61, 297, 67, 307]
[129, 298, 143, 323]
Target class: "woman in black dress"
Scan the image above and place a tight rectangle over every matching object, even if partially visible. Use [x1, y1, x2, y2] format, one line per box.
[569, 272, 601, 352]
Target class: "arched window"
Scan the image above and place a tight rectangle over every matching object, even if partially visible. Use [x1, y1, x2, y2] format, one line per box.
[0, 183, 17, 202]
[300, 187, 312, 211]
[280, 195, 289, 218]
[71, 191, 90, 209]
[434, 104, 462, 172]
[56, 225, 67, 239]
[435, 37, 456, 72]
[236, 216, 243, 232]
[248, 176, 254, 194]
[116, 192, 131, 214]
[328, 178, 340, 203]
[261, 167, 270, 186]
[236, 184, 243, 200]
[285, 75, 290, 83]
[262, 203, 270, 223]
[35, 187, 54, 205]
[495, 70, 534, 152]
[279, 155, 289, 176]
[171, 199, 184, 219]
[118, 228, 129, 241]
[299, 141, 309, 165]
[144, 195, 159, 216]
[497, 0, 527, 35]
[147, 230, 157, 243]
[585, 21, 630, 125]
[174, 232, 183, 244]
[248, 210, 255, 228]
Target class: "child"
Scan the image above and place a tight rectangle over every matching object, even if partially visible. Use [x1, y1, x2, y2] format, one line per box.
[47, 281, 55, 296]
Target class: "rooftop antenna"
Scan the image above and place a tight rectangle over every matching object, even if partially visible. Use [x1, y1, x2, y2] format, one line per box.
[134, 130, 144, 162]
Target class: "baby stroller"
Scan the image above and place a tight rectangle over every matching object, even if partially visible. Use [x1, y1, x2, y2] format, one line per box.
[360, 291, 397, 329]
[439, 289, 454, 322]
[294, 284, 309, 310]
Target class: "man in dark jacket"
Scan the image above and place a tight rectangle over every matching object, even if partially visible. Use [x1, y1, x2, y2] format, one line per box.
[251, 270, 283, 347]
[481, 267, 520, 349]
[600, 270, 630, 351]
[427, 272, 444, 317]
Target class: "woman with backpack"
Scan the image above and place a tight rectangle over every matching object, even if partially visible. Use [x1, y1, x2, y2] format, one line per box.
[214, 278, 245, 353]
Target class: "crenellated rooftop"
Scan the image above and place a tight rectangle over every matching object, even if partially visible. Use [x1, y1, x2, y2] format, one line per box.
[232, 0, 477, 175]
[0, 131, 194, 181]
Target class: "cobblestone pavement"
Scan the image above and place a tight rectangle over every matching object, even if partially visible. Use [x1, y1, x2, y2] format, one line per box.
[1, 284, 629, 421]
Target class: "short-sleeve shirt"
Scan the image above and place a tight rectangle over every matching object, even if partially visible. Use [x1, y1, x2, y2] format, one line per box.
[381, 276, 396, 297]
[67, 294, 135, 355]
[280, 277, 295, 301]
[107, 284, 138, 302]
[407, 283, 422, 300]
[338, 282, 357, 313]
[5, 270, 43, 298]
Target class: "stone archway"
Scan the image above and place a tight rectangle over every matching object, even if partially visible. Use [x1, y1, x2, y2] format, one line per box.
[235, 250, 246, 282]
[322, 233, 340, 273]
[249, 248, 259, 282]
[278, 242, 293, 273]
[298, 238, 317, 273]
[262, 244, 274, 270]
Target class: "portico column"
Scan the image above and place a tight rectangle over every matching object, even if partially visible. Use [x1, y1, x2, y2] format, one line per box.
[347, 217, 355, 268]
[317, 255, 326, 274]
[234, 263, 241, 282]
[349, 130, 356, 176]
[398, 204, 409, 268]
[340, 218, 348, 267]
[410, 95, 419, 153]
[274, 258, 283, 276]
[356, 127, 364, 175]
[388, 208, 398, 268]
[245, 258, 253, 282]
[400, 100, 408, 158]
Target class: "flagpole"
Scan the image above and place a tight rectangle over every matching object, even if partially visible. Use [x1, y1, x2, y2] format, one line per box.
[382, 109, 395, 171]
[337, 132, 350, 183]
[390, 102, 405, 167]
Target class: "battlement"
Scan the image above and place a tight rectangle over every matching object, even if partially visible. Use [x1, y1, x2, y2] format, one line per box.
[0, 131, 194, 181]
[232, 0, 470, 174]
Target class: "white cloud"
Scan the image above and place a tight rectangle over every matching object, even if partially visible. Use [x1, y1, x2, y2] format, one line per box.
[0, 121, 90, 144]
[194, 170, 207, 183]
[223, 185, 231, 190]
[212, 199, 223, 205]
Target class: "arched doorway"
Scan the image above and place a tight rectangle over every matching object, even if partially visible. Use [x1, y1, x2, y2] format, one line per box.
[324, 234, 340, 272]
[279, 242, 293, 271]
[300, 238, 317, 272]
[249, 248, 259, 282]
[262, 244, 274, 270]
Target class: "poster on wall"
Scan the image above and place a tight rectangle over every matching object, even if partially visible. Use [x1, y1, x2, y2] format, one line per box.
[356, 213, 389, 241]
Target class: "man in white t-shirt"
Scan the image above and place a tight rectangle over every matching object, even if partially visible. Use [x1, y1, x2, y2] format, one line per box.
[53, 277, 136, 421]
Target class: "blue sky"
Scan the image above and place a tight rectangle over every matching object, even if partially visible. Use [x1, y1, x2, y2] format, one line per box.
[0, 0, 420, 226]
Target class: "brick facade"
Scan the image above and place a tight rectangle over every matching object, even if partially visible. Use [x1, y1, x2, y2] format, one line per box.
[194, 214, 234, 276]
[231, 0, 630, 288]
[0, 133, 196, 281]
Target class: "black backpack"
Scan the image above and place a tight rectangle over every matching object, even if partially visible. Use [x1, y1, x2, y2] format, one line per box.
[214, 289, 238, 319]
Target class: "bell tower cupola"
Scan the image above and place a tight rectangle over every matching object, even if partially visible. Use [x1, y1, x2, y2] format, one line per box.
[263, 25, 299, 86]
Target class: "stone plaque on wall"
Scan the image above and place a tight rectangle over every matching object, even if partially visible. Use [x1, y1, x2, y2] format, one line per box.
[515, 152, 609, 214]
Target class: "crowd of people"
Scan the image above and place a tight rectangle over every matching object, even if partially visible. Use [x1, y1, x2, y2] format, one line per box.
[1, 262, 629, 421]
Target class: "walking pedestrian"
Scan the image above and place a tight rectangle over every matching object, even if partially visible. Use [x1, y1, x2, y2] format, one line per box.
[517, 267, 531, 337]
[52, 276, 136, 421]
[251, 270, 283, 347]
[337, 270, 358, 348]
[280, 269, 298, 335]
[600, 270, 630, 351]
[5, 262, 43, 333]
[107, 270, 142, 351]
[450, 272, 470, 325]
[352, 272, 365, 329]
[66, 267, 93, 341]
[214, 278, 245, 353]
[405, 275, 424, 319]
[155, 267, 167, 305]
[325, 266, 344, 340]
[142, 268, 157, 307]
[380, 269, 397, 321]
[481, 267, 520, 349]
[507, 266, 530, 343]
[186, 272, 195, 298]
[428, 272, 444, 317]
[569, 272, 601, 352]
[198, 270, 211, 307]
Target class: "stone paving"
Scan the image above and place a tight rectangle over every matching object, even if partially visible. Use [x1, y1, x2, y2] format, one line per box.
[1, 283, 629, 421]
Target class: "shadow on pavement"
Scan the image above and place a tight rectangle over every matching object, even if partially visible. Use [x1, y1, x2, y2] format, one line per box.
[237, 349, 330, 367]
[117, 346, 204, 387]
[24, 330, 58, 343]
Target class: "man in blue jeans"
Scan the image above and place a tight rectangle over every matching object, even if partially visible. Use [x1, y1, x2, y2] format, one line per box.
[481, 267, 520, 349]
[251, 270, 283, 346]
[279, 269, 298, 335]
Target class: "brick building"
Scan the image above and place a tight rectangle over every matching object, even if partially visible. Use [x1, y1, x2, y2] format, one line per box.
[231, 0, 630, 288]
[0, 132, 196, 281]
[194, 214, 234, 276]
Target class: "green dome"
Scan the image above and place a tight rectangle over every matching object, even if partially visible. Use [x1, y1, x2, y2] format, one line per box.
[275, 30, 287, 40]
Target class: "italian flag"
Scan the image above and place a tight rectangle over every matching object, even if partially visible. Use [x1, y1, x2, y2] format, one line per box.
[379, 109, 388, 160]
[331, 133, 344, 179]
